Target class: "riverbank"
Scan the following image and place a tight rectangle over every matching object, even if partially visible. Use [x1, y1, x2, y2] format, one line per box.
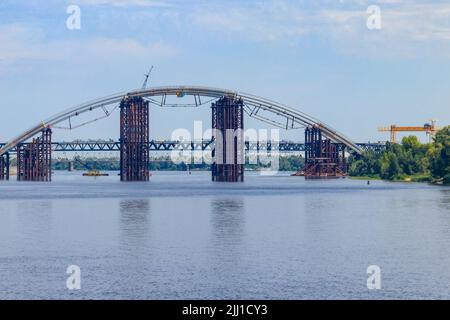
[348, 176, 381, 181]
[349, 127, 449, 186]
[350, 173, 449, 185]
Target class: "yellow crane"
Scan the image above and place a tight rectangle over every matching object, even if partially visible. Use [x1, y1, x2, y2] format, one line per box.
[378, 120, 439, 143]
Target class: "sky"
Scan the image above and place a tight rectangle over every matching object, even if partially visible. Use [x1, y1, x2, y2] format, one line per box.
[0, 0, 449, 143]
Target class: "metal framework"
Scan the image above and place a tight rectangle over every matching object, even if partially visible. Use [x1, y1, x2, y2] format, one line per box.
[0, 153, 9, 180]
[378, 120, 439, 143]
[120, 97, 150, 181]
[0, 141, 385, 153]
[212, 97, 244, 182]
[302, 126, 347, 178]
[0, 86, 363, 158]
[17, 128, 52, 181]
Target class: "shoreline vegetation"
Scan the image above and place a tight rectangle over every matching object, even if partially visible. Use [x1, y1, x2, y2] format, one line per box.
[46, 155, 305, 173]
[349, 126, 449, 186]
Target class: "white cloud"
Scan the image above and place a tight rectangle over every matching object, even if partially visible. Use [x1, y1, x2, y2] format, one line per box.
[0, 25, 177, 68]
[188, 0, 450, 58]
[192, 2, 311, 43]
[70, 38, 177, 60]
[2, 0, 450, 64]
[0, 25, 50, 62]
[75, 0, 171, 7]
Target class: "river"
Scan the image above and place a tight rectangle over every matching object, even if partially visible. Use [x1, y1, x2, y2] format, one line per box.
[0, 171, 449, 299]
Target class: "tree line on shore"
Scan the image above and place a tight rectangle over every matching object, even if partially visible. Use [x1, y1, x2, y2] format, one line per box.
[50, 155, 305, 172]
[349, 126, 449, 184]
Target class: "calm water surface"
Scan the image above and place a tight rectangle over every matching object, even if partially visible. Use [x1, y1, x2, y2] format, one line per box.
[0, 171, 449, 299]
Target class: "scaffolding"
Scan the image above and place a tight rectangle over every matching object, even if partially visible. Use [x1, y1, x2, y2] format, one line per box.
[17, 128, 52, 181]
[211, 96, 244, 182]
[120, 96, 150, 181]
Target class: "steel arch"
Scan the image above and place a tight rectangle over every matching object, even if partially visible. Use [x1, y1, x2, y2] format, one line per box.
[0, 85, 363, 156]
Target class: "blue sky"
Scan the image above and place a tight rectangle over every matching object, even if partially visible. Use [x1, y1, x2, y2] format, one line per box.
[0, 0, 449, 143]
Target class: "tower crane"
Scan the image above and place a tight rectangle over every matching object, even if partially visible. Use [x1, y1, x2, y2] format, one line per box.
[141, 66, 154, 90]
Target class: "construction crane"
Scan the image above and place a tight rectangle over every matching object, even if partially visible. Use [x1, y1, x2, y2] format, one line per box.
[378, 120, 439, 143]
[141, 66, 154, 90]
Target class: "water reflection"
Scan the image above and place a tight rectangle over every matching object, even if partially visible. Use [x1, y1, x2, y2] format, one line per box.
[210, 198, 245, 247]
[119, 199, 151, 250]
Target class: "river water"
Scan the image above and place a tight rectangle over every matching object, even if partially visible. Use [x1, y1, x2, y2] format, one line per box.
[0, 171, 449, 300]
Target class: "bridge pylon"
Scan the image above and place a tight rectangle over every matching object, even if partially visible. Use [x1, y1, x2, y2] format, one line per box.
[0, 152, 10, 180]
[211, 96, 244, 182]
[119, 96, 150, 181]
[17, 128, 52, 182]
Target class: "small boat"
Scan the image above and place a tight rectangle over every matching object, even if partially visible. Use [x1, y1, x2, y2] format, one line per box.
[82, 170, 109, 177]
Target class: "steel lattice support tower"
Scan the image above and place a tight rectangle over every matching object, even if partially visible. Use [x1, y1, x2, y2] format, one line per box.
[120, 96, 150, 181]
[0, 153, 10, 180]
[16, 128, 52, 182]
[211, 96, 244, 182]
[303, 126, 347, 179]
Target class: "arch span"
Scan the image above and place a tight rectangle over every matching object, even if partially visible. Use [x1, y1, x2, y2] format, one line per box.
[0, 85, 363, 156]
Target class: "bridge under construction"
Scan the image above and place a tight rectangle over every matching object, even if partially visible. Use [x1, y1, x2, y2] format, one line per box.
[0, 85, 381, 182]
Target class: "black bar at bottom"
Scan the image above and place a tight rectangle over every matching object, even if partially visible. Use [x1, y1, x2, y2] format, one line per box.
[0, 300, 443, 318]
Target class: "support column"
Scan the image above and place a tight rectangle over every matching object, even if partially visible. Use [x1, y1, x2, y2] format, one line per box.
[0, 153, 9, 181]
[302, 125, 347, 179]
[120, 96, 150, 181]
[211, 96, 244, 182]
[304, 127, 310, 164]
[16, 128, 52, 181]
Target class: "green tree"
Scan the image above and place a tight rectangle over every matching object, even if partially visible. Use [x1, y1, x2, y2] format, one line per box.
[349, 129, 449, 184]
[349, 159, 368, 176]
[380, 152, 401, 180]
[402, 136, 421, 150]
[431, 126, 450, 183]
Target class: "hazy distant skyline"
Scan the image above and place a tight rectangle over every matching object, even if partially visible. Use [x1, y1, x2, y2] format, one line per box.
[1, 0, 449, 143]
